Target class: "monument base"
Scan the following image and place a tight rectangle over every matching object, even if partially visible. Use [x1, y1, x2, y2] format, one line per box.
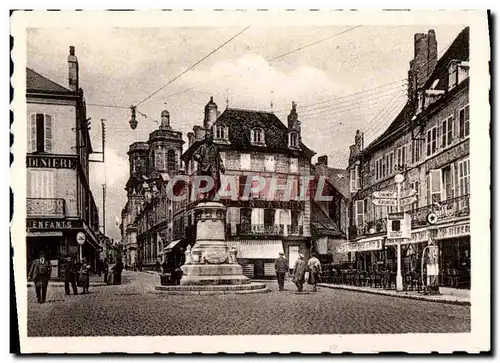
[156, 201, 267, 294]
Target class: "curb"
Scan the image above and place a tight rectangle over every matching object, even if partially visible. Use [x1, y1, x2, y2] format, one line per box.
[27, 282, 107, 287]
[317, 284, 470, 306]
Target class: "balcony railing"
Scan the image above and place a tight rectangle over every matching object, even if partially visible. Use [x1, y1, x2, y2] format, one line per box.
[349, 195, 470, 240]
[27, 198, 66, 218]
[225, 223, 303, 237]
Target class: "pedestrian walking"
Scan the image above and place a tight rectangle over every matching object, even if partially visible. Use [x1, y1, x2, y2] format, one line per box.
[155, 259, 161, 273]
[103, 258, 109, 283]
[292, 253, 307, 292]
[274, 252, 288, 292]
[63, 256, 78, 296]
[114, 258, 124, 285]
[28, 251, 51, 303]
[307, 254, 322, 292]
[79, 258, 91, 294]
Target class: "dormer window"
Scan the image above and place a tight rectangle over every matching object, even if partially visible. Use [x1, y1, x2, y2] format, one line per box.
[251, 128, 265, 145]
[289, 131, 299, 148]
[448, 60, 469, 91]
[215, 125, 228, 140]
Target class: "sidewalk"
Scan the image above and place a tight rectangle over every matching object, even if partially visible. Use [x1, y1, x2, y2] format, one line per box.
[317, 283, 470, 306]
[27, 274, 107, 287]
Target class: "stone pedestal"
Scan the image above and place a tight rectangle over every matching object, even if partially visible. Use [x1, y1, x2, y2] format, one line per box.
[156, 202, 267, 294]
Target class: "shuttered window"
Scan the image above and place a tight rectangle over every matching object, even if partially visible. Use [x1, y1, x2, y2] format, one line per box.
[27, 170, 55, 198]
[28, 113, 53, 153]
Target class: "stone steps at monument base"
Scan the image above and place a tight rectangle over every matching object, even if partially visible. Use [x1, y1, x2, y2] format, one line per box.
[154, 282, 269, 295]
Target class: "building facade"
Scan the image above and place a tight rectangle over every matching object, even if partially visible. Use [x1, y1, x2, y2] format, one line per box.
[26, 46, 103, 278]
[175, 98, 318, 279]
[345, 27, 470, 288]
[121, 109, 184, 269]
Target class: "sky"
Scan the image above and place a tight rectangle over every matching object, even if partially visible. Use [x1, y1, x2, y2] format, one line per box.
[26, 24, 466, 241]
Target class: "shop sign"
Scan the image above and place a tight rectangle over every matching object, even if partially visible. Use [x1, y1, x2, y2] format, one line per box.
[27, 219, 82, 230]
[436, 223, 470, 239]
[386, 229, 429, 246]
[425, 139, 469, 172]
[26, 155, 78, 169]
[340, 239, 383, 253]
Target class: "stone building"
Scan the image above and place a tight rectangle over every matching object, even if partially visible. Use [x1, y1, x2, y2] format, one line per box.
[26, 46, 103, 278]
[345, 27, 470, 288]
[121, 108, 184, 268]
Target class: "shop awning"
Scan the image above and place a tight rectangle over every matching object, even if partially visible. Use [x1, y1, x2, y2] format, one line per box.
[163, 239, 182, 253]
[227, 240, 284, 259]
[336, 237, 383, 253]
[27, 231, 63, 237]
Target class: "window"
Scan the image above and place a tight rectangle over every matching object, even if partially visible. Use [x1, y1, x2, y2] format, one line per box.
[167, 149, 176, 173]
[448, 62, 458, 90]
[350, 165, 360, 192]
[215, 125, 226, 140]
[389, 152, 394, 174]
[427, 169, 443, 204]
[411, 139, 422, 164]
[426, 126, 438, 157]
[28, 113, 53, 153]
[458, 159, 470, 196]
[240, 153, 251, 170]
[441, 116, 454, 148]
[289, 157, 298, 173]
[459, 105, 470, 138]
[264, 155, 276, 172]
[442, 166, 454, 200]
[289, 132, 299, 148]
[251, 128, 265, 145]
[240, 208, 252, 226]
[354, 200, 364, 227]
[396, 146, 406, 170]
[264, 209, 275, 227]
[27, 170, 55, 198]
[410, 181, 419, 210]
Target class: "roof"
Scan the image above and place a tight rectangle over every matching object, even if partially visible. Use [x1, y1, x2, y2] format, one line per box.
[213, 108, 315, 157]
[311, 199, 344, 237]
[26, 68, 73, 94]
[313, 164, 350, 200]
[364, 27, 469, 153]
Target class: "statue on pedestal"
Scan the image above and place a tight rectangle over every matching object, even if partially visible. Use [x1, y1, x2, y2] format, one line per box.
[228, 246, 238, 264]
[192, 132, 225, 202]
[184, 245, 193, 265]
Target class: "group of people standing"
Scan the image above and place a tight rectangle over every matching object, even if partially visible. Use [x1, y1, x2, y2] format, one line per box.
[274, 252, 322, 293]
[28, 251, 125, 304]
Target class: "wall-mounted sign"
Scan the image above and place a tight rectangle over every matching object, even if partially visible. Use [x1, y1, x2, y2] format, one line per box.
[372, 191, 397, 199]
[27, 219, 82, 230]
[435, 223, 470, 240]
[339, 239, 383, 253]
[27, 155, 78, 169]
[425, 139, 469, 173]
[373, 198, 398, 207]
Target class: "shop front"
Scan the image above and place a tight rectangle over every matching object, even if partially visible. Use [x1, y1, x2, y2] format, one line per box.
[434, 221, 471, 289]
[385, 228, 429, 275]
[340, 237, 384, 271]
[227, 240, 284, 279]
[26, 218, 100, 279]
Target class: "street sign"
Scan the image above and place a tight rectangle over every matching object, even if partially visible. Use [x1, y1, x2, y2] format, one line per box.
[76, 232, 86, 245]
[400, 188, 417, 199]
[372, 199, 398, 207]
[372, 191, 397, 199]
[387, 213, 411, 239]
[399, 196, 417, 207]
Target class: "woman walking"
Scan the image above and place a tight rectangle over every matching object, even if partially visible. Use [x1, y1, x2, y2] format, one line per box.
[79, 258, 91, 294]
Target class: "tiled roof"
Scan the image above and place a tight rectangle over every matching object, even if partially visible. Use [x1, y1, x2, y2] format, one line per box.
[311, 199, 344, 237]
[313, 164, 350, 200]
[26, 68, 72, 94]
[213, 108, 315, 156]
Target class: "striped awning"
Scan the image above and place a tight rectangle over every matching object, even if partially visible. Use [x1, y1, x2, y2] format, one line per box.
[227, 240, 284, 259]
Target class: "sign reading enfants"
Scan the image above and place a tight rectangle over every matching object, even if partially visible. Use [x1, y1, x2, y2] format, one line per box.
[26, 155, 77, 169]
[27, 219, 82, 230]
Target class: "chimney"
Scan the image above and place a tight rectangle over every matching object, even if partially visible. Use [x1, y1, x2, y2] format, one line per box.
[68, 46, 79, 92]
[187, 132, 196, 147]
[408, 30, 438, 102]
[317, 155, 328, 166]
[203, 96, 218, 131]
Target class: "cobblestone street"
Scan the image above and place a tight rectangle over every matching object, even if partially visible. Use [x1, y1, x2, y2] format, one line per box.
[27, 271, 470, 337]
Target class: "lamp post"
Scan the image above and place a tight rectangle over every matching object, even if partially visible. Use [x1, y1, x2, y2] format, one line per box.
[395, 173, 404, 292]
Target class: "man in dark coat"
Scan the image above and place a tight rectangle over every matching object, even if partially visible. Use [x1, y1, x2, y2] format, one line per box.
[63, 256, 78, 295]
[192, 132, 225, 201]
[274, 252, 288, 292]
[29, 251, 51, 303]
[292, 254, 307, 292]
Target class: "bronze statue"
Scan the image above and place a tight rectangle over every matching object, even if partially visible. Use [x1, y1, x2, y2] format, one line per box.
[193, 132, 225, 201]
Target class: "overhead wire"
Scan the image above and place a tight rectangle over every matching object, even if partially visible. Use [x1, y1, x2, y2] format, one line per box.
[135, 25, 251, 107]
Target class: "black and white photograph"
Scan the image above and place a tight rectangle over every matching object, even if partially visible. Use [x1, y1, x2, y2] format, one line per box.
[10, 9, 490, 353]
